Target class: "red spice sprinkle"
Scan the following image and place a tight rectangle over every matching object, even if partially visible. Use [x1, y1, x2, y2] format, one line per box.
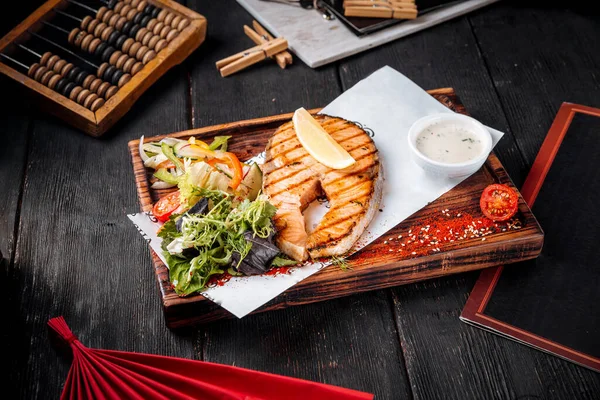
[368, 211, 522, 260]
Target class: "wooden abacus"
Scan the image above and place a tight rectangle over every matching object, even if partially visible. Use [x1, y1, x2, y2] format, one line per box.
[0, 0, 206, 136]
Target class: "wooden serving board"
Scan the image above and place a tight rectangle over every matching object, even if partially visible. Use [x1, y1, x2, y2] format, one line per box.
[128, 88, 544, 328]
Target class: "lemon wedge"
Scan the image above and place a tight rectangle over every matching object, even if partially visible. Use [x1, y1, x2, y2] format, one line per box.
[292, 108, 356, 169]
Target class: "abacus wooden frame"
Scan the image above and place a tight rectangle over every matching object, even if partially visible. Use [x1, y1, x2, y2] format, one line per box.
[0, 0, 206, 136]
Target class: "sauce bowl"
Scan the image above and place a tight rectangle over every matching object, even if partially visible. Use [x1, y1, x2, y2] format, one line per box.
[407, 113, 493, 178]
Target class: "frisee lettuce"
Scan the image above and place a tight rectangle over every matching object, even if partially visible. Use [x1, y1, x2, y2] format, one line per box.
[158, 188, 279, 296]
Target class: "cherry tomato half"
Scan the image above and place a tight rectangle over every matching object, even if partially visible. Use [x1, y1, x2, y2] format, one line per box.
[153, 191, 181, 222]
[479, 184, 518, 221]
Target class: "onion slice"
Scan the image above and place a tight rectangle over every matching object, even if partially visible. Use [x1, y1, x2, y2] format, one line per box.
[139, 135, 149, 162]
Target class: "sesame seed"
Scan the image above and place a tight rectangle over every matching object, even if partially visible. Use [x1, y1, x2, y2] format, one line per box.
[384, 240, 388, 244]
[412, 252, 416, 255]
[482, 237, 486, 241]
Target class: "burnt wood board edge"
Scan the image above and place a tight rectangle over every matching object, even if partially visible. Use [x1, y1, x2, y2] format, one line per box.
[0, 0, 206, 137]
[127, 88, 544, 328]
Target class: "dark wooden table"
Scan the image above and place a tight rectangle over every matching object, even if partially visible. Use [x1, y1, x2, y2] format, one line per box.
[2, 1, 599, 398]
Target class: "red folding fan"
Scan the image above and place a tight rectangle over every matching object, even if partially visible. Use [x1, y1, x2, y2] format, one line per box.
[49, 317, 374, 400]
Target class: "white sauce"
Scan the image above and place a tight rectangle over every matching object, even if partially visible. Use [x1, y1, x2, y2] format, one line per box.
[415, 123, 484, 164]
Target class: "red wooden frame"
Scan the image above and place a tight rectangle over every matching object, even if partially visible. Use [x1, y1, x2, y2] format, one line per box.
[461, 102, 600, 372]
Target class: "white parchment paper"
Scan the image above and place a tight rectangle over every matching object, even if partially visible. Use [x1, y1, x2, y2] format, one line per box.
[129, 66, 504, 318]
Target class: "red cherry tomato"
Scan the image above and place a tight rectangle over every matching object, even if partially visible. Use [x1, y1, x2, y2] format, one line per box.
[480, 184, 518, 221]
[153, 191, 181, 222]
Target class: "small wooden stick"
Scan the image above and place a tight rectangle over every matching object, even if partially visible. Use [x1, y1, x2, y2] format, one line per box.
[344, 6, 418, 19]
[251, 20, 292, 65]
[244, 26, 288, 69]
[216, 38, 288, 77]
[344, 0, 416, 7]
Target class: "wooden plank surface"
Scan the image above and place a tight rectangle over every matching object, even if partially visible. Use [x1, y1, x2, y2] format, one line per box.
[3, 32, 199, 398]
[2, 0, 600, 399]
[187, 1, 411, 397]
[129, 89, 544, 327]
[339, 3, 600, 399]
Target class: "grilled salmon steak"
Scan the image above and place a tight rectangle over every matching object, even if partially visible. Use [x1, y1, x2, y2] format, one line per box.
[262, 115, 383, 261]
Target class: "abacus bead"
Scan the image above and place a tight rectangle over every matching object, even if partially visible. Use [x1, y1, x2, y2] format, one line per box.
[95, 42, 108, 58]
[40, 52, 52, 66]
[89, 38, 102, 54]
[131, 61, 143, 75]
[122, 21, 134, 35]
[100, 25, 114, 42]
[142, 49, 155, 64]
[164, 12, 175, 26]
[143, 4, 153, 15]
[81, 15, 93, 30]
[56, 78, 67, 94]
[114, 2, 125, 13]
[93, 22, 105, 37]
[75, 70, 88, 85]
[118, 73, 131, 87]
[108, 13, 121, 27]
[120, 4, 133, 16]
[97, 63, 109, 79]
[83, 92, 98, 109]
[87, 18, 100, 33]
[83, 74, 95, 89]
[34, 65, 48, 81]
[157, 9, 167, 22]
[109, 50, 122, 66]
[115, 34, 128, 50]
[140, 14, 151, 27]
[69, 86, 82, 101]
[89, 77, 102, 93]
[135, 27, 147, 41]
[129, 41, 142, 57]
[178, 18, 190, 31]
[122, 57, 136, 72]
[81, 34, 94, 52]
[146, 18, 157, 30]
[133, 12, 144, 25]
[66, 66, 80, 81]
[61, 63, 74, 76]
[110, 69, 123, 85]
[54, 59, 67, 73]
[41, 70, 54, 85]
[104, 65, 117, 81]
[48, 74, 61, 90]
[135, 44, 149, 60]
[126, 9, 138, 20]
[97, 6, 109, 21]
[77, 89, 91, 104]
[108, 30, 120, 46]
[130, 24, 141, 39]
[29, 64, 42, 79]
[165, 29, 178, 43]
[62, 81, 75, 97]
[151, 7, 160, 18]
[101, 46, 116, 62]
[70, 28, 83, 45]
[97, 81, 110, 98]
[159, 25, 171, 39]
[136, 1, 147, 11]
[105, 85, 118, 99]
[155, 38, 168, 52]
[122, 38, 134, 53]
[141, 31, 154, 46]
[116, 53, 129, 69]
[90, 97, 105, 112]
[116, 16, 127, 30]
[152, 21, 165, 35]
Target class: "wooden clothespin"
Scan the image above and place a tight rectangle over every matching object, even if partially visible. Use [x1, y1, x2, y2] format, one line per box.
[216, 22, 290, 77]
[244, 20, 292, 69]
[343, 0, 418, 20]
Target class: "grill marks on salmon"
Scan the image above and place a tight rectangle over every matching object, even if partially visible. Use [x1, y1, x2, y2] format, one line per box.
[263, 115, 383, 261]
